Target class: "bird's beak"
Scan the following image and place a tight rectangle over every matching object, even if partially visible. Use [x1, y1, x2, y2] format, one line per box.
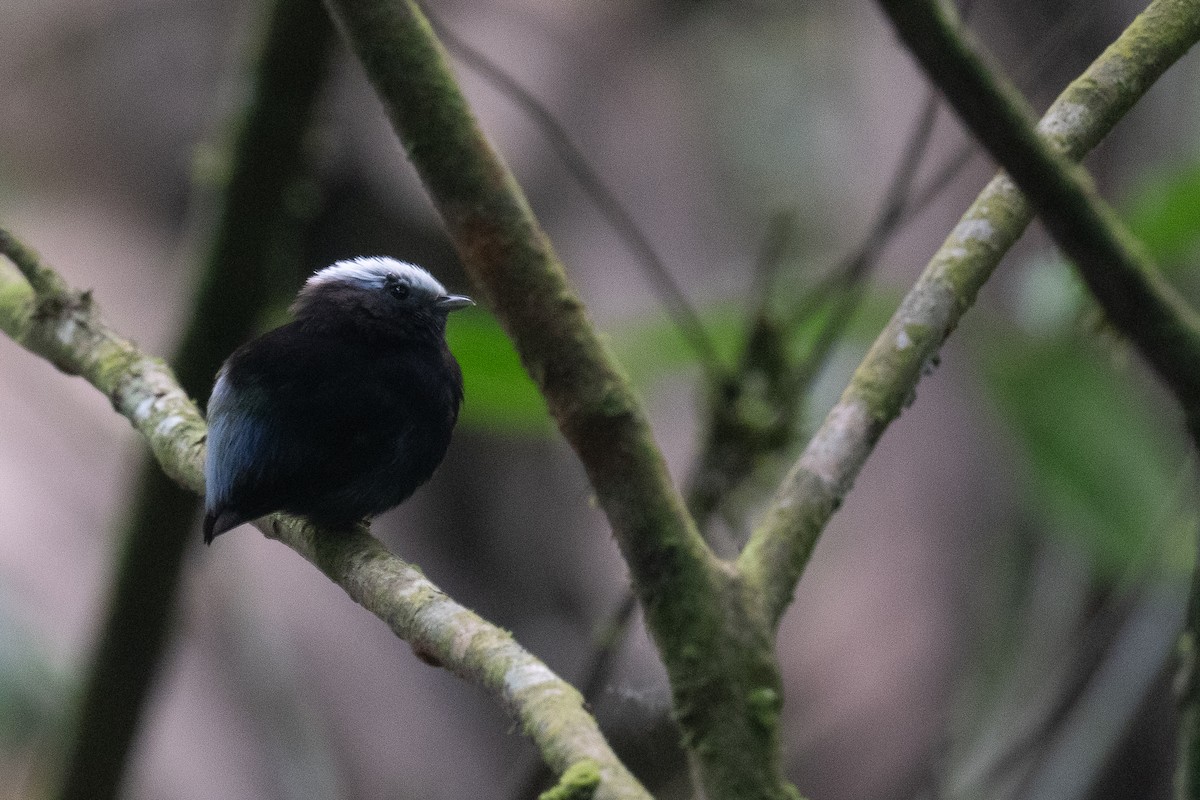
[436, 294, 474, 312]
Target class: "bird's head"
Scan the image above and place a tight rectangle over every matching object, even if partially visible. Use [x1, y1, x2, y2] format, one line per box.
[292, 257, 473, 341]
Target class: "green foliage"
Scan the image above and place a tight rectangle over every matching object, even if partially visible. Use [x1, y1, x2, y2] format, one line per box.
[1125, 160, 1200, 267]
[981, 157, 1200, 575]
[446, 311, 551, 433]
[982, 332, 1196, 575]
[446, 308, 745, 435]
[449, 289, 900, 437]
[615, 305, 748, 383]
[0, 605, 65, 746]
[1015, 158, 1200, 329]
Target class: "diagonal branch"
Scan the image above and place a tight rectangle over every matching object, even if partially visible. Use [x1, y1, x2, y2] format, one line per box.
[320, 0, 716, 613]
[427, 11, 727, 382]
[52, 2, 336, 796]
[877, 0, 1200, 411]
[872, 1, 1200, 796]
[737, 0, 1200, 626]
[319, 2, 800, 797]
[0, 234, 650, 800]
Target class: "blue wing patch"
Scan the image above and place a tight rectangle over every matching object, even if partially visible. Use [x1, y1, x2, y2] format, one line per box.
[204, 372, 276, 514]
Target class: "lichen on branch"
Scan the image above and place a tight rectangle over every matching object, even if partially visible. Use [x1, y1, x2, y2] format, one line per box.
[878, 0, 1200, 406]
[318, 1, 803, 797]
[0, 232, 649, 800]
[738, 0, 1200, 626]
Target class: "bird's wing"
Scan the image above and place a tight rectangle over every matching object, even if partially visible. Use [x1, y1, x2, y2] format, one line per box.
[204, 330, 426, 526]
[204, 369, 283, 519]
[270, 351, 421, 480]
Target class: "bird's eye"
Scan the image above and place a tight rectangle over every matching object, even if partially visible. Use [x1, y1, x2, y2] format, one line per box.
[389, 282, 411, 300]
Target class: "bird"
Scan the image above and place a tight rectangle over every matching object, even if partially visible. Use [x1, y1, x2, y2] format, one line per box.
[202, 256, 472, 544]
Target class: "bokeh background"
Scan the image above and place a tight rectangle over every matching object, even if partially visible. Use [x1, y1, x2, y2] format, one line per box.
[3, 0, 1200, 798]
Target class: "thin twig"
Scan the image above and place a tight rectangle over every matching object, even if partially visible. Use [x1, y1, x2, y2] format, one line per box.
[427, 10, 727, 382]
[0, 228, 65, 295]
[682, 85, 944, 534]
[785, 85, 942, 349]
[906, 142, 977, 219]
[747, 211, 800, 322]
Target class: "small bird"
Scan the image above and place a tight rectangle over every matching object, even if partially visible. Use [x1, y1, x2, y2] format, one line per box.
[203, 256, 472, 543]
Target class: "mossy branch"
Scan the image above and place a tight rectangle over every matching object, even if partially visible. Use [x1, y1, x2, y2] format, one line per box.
[877, 0, 1200, 410]
[878, 0, 1200, 795]
[51, 3, 336, 797]
[318, 0, 715, 620]
[320, 1, 801, 797]
[538, 761, 601, 800]
[738, 0, 1200, 626]
[0, 235, 649, 800]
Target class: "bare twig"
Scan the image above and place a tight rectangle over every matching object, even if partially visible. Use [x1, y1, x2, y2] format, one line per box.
[428, 10, 726, 382]
[684, 87, 944, 534]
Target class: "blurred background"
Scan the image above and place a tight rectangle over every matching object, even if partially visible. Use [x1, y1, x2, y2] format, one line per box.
[2, 0, 1200, 798]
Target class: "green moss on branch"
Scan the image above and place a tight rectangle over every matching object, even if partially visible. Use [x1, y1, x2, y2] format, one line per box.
[52, 4, 338, 797]
[539, 761, 601, 800]
[877, 0, 1200, 405]
[320, 1, 803, 796]
[0, 233, 649, 800]
[739, 0, 1200, 626]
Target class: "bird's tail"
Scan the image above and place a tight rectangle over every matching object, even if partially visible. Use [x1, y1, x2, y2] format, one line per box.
[203, 508, 244, 545]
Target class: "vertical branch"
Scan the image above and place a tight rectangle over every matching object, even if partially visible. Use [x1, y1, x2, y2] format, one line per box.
[52, 2, 335, 798]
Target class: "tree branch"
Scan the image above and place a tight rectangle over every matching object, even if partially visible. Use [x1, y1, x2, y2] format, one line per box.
[428, 10, 726, 382]
[0, 234, 650, 800]
[870, 4, 1200, 792]
[319, 2, 804, 798]
[877, 0, 1200, 413]
[50, 2, 336, 796]
[738, 0, 1200, 626]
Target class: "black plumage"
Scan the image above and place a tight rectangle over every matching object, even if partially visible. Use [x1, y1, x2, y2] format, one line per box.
[203, 257, 470, 543]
